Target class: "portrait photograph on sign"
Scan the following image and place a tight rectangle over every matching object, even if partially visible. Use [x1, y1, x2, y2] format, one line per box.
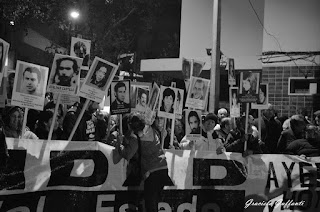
[80, 57, 117, 103]
[130, 82, 151, 109]
[5, 68, 15, 105]
[185, 109, 202, 140]
[134, 87, 149, 113]
[147, 83, 160, 111]
[0, 76, 6, 107]
[185, 76, 210, 110]
[175, 88, 184, 117]
[228, 58, 236, 86]
[110, 80, 131, 115]
[11, 60, 48, 110]
[229, 87, 240, 118]
[70, 37, 91, 68]
[158, 86, 176, 119]
[239, 70, 261, 103]
[252, 83, 269, 110]
[0, 38, 10, 86]
[47, 54, 83, 95]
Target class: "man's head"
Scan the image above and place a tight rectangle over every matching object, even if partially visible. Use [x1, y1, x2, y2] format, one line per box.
[139, 90, 147, 107]
[220, 117, 232, 133]
[188, 111, 200, 133]
[263, 104, 276, 120]
[192, 79, 204, 99]
[114, 82, 126, 103]
[217, 108, 228, 120]
[290, 115, 307, 137]
[55, 57, 78, 86]
[202, 113, 218, 132]
[22, 67, 41, 94]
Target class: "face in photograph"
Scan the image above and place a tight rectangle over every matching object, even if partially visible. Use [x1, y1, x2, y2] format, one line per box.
[21, 67, 41, 96]
[229, 59, 235, 78]
[73, 41, 89, 66]
[136, 88, 148, 111]
[242, 72, 258, 94]
[191, 79, 204, 100]
[175, 90, 182, 111]
[188, 111, 200, 134]
[160, 87, 175, 113]
[54, 57, 79, 86]
[7, 72, 15, 99]
[232, 91, 238, 107]
[90, 62, 110, 90]
[114, 82, 126, 103]
[258, 85, 267, 104]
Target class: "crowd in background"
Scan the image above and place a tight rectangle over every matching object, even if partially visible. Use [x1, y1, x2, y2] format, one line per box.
[0, 93, 320, 158]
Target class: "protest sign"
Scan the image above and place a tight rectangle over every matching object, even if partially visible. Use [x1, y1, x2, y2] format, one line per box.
[47, 54, 83, 95]
[252, 83, 269, 110]
[185, 76, 210, 110]
[230, 87, 240, 118]
[11, 61, 48, 110]
[239, 70, 261, 103]
[110, 80, 131, 115]
[0, 38, 10, 87]
[79, 57, 118, 103]
[70, 37, 91, 69]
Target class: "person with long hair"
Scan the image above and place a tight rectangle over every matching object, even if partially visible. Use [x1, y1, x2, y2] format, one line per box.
[90, 63, 109, 89]
[2, 106, 38, 139]
[111, 112, 173, 211]
[242, 72, 258, 94]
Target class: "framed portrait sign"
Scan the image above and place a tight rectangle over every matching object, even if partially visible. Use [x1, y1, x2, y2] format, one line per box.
[11, 61, 49, 110]
[229, 87, 240, 118]
[79, 57, 118, 103]
[185, 109, 202, 140]
[0, 38, 10, 87]
[251, 83, 269, 110]
[158, 86, 177, 119]
[70, 37, 91, 69]
[47, 54, 83, 95]
[228, 58, 236, 86]
[130, 82, 152, 111]
[239, 70, 261, 103]
[0, 74, 6, 108]
[110, 80, 131, 115]
[4, 68, 15, 106]
[185, 76, 210, 110]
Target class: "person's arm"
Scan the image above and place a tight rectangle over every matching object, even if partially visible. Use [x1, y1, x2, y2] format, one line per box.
[179, 135, 193, 150]
[95, 114, 107, 142]
[116, 135, 139, 161]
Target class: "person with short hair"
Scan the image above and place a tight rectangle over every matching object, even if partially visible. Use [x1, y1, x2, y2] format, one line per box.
[180, 113, 225, 154]
[191, 79, 205, 100]
[21, 67, 41, 96]
[277, 114, 307, 153]
[53, 57, 79, 87]
[215, 117, 233, 142]
[135, 89, 148, 112]
[187, 110, 200, 134]
[110, 81, 130, 111]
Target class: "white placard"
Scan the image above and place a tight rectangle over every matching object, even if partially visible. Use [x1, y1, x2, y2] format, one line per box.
[251, 83, 269, 110]
[185, 76, 210, 110]
[70, 37, 91, 69]
[11, 61, 49, 110]
[79, 57, 118, 103]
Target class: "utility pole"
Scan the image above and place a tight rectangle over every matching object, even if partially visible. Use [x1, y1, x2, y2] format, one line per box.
[209, 0, 221, 113]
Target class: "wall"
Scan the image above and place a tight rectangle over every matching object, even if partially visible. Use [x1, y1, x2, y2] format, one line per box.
[262, 65, 320, 118]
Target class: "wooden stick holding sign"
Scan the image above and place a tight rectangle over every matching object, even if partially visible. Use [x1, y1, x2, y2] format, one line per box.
[21, 108, 28, 139]
[68, 99, 90, 141]
[244, 103, 249, 152]
[48, 94, 61, 141]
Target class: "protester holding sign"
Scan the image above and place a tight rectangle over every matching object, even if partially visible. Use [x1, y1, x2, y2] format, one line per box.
[2, 106, 38, 139]
[35, 110, 63, 140]
[112, 112, 173, 212]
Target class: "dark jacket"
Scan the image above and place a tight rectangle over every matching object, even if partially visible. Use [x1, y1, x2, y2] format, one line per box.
[285, 138, 320, 157]
[63, 106, 107, 141]
[224, 130, 262, 154]
[277, 129, 299, 153]
[254, 116, 282, 153]
[35, 125, 63, 140]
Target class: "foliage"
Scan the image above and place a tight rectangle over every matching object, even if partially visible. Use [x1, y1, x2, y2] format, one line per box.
[1, 0, 181, 70]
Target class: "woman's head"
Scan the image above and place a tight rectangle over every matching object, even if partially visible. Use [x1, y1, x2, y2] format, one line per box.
[162, 88, 175, 112]
[258, 86, 266, 104]
[242, 72, 257, 93]
[122, 112, 146, 138]
[3, 106, 23, 131]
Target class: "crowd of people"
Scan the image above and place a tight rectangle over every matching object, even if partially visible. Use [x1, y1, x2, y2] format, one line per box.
[0, 94, 319, 211]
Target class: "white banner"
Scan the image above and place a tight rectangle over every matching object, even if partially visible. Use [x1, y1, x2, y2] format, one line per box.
[1, 138, 319, 212]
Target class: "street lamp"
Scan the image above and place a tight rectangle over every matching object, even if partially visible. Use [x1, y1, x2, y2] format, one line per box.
[69, 10, 80, 20]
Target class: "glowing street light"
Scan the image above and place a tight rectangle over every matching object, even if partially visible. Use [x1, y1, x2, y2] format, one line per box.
[70, 10, 80, 19]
